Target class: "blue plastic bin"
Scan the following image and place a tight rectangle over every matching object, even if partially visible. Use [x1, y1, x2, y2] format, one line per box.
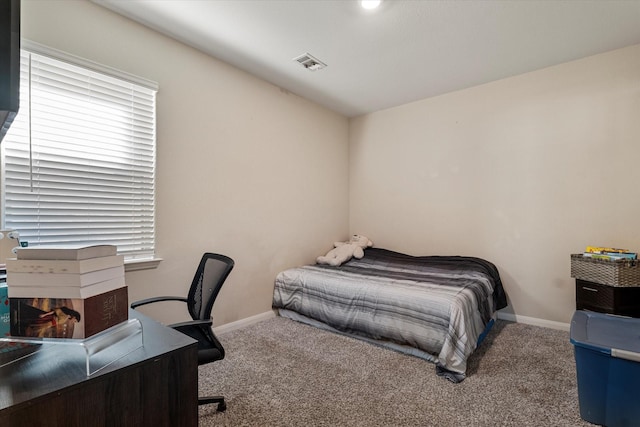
[570, 310, 640, 427]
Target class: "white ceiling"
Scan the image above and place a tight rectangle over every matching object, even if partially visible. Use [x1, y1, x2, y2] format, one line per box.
[93, 0, 640, 118]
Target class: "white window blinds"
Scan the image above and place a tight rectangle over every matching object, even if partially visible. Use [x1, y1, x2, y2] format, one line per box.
[1, 47, 157, 260]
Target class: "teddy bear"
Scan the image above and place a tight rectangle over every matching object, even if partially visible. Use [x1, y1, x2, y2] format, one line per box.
[316, 234, 373, 266]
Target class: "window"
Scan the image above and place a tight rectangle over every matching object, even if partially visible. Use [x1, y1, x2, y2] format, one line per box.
[1, 42, 158, 262]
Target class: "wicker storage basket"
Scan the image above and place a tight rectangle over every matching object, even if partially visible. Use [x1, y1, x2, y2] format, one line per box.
[571, 254, 640, 287]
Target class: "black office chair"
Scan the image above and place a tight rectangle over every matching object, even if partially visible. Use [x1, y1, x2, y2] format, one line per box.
[131, 253, 234, 412]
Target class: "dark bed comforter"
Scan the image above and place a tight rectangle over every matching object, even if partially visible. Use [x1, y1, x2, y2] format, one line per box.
[272, 248, 507, 381]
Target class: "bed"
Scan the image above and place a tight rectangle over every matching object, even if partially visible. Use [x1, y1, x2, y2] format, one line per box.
[272, 248, 508, 382]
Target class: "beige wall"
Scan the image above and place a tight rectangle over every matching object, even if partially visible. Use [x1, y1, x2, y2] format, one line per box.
[20, 1, 349, 325]
[350, 44, 640, 324]
[17, 1, 640, 327]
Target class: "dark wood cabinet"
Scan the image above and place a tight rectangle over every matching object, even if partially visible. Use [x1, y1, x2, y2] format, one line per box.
[0, 310, 198, 426]
[576, 279, 640, 317]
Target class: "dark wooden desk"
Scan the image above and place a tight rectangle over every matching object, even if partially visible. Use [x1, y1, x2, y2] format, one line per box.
[0, 310, 198, 426]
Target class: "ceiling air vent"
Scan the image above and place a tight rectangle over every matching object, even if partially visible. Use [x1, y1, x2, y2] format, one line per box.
[293, 53, 327, 71]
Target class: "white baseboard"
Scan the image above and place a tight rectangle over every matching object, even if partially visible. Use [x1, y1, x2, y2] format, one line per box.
[214, 310, 277, 335]
[214, 309, 570, 334]
[497, 311, 570, 332]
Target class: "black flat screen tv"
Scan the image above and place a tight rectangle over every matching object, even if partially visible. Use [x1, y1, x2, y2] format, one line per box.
[0, 0, 20, 143]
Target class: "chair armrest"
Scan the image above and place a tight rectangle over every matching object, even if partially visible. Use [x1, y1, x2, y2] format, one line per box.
[130, 296, 188, 309]
[168, 318, 212, 329]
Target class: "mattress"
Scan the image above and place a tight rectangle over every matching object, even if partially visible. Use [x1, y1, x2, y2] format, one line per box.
[272, 248, 508, 382]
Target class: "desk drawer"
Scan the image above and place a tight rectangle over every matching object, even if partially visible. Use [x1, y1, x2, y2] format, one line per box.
[576, 279, 640, 317]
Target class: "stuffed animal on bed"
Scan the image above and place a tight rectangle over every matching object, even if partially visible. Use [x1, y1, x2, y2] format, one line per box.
[316, 234, 373, 266]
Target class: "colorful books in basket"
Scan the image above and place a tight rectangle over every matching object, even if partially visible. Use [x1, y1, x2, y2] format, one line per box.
[583, 246, 637, 261]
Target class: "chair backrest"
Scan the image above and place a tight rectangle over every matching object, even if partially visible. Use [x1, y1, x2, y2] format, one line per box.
[187, 253, 234, 321]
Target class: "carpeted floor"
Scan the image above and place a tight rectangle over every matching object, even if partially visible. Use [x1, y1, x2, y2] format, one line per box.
[198, 316, 591, 426]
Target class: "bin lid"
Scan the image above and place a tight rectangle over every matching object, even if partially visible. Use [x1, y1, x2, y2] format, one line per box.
[570, 310, 640, 354]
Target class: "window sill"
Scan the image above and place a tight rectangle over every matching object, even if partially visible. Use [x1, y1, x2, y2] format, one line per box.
[125, 257, 162, 272]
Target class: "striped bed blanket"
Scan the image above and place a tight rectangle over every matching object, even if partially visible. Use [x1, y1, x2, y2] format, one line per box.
[272, 248, 508, 382]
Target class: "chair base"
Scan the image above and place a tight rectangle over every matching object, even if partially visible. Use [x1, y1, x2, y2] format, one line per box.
[199, 395, 226, 412]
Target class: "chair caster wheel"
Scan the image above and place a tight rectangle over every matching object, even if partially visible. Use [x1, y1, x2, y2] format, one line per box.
[217, 401, 227, 412]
